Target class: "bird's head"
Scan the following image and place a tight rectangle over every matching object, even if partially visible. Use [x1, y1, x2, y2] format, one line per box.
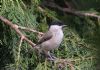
[48, 20, 67, 29]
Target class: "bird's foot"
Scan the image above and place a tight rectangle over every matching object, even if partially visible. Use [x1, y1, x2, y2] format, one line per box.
[46, 55, 57, 61]
[51, 55, 57, 59]
[47, 57, 55, 61]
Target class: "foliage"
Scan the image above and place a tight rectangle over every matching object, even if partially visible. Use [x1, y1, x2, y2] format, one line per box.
[0, 0, 100, 70]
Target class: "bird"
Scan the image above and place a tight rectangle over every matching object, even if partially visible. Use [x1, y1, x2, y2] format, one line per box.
[36, 20, 66, 60]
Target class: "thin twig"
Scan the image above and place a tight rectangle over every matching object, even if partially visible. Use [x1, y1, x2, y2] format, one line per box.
[18, 26, 44, 35]
[16, 37, 24, 70]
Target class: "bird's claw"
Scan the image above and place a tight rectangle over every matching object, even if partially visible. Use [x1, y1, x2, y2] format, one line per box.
[47, 55, 57, 61]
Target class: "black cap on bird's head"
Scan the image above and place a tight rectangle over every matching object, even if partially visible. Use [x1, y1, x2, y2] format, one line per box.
[48, 20, 67, 27]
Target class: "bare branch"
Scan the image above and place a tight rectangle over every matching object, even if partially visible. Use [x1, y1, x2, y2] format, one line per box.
[0, 16, 36, 47]
[42, 1, 100, 19]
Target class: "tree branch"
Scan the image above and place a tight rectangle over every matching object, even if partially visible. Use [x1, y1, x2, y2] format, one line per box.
[41, 1, 100, 19]
[0, 16, 39, 48]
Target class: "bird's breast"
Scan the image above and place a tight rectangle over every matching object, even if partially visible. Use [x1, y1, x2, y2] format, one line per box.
[41, 29, 64, 51]
[52, 30, 63, 45]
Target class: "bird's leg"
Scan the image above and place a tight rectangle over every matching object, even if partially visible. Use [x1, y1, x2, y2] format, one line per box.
[44, 51, 57, 61]
[50, 53, 57, 59]
[47, 51, 54, 60]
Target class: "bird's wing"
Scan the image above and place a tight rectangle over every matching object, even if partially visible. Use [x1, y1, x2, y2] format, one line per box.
[36, 31, 53, 45]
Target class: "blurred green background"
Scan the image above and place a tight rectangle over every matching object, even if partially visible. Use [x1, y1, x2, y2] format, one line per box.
[0, 0, 100, 70]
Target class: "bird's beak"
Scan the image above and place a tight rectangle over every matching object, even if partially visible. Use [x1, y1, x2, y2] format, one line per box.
[62, 25, 67, 28]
